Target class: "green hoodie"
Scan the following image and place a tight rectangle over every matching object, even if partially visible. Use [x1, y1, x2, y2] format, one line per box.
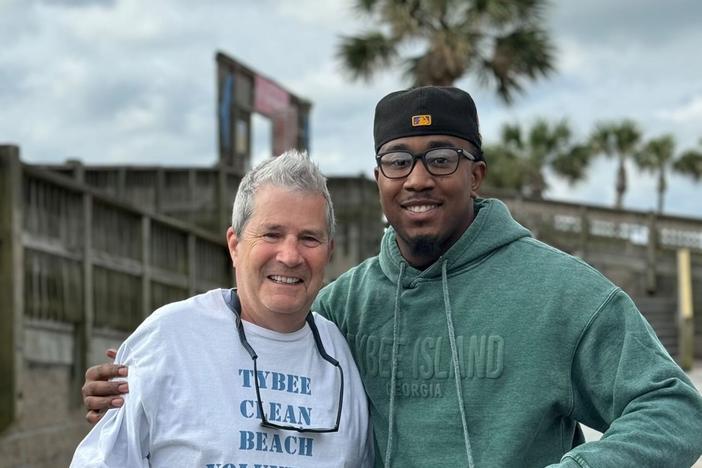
[315, 198, 702, 467]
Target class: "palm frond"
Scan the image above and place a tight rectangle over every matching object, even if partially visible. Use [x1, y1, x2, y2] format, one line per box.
[673, 149, 702, 181]
[635, 135, 675, 172]
[340, 0, 557, 102]
[551, 143, 592, 184]
[355, 0, 382, 14]
[337, 32, 398, 81]
[483, 26, 555, 102]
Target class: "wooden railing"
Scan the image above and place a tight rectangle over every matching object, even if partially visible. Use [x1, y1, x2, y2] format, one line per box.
[38, 162, 385, 282]
[495, 193, 702, 359]
[0, 145, 234, 433]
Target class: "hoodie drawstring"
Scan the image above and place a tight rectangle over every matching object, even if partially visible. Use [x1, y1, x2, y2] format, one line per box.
[442, 260, 475, 468]
[384, 261, 405, 468]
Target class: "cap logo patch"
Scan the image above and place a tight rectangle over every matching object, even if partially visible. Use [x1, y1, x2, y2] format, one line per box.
[412, 114, 432, 127]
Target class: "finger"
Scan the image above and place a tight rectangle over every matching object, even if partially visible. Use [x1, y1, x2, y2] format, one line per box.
[85, 363, 127, 382]
[82, 380, 129, 398]
[84, 395, 124, 412]
[105, 348, 117, 360]
[86, 410, 103, 425]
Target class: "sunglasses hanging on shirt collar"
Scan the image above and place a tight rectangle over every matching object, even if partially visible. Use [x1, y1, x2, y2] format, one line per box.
[224, 289, 344, 433]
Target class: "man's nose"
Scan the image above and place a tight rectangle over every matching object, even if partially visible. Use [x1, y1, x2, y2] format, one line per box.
[277, 237, 304, 266]
[403, 158, 436, 191]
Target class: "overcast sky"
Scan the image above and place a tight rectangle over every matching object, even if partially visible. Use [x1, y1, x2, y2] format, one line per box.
[1, 0, 701, 217]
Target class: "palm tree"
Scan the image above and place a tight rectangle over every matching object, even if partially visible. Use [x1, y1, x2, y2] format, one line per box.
[510, 119, 590, 197]
[483, 118, 591, 197]
[635, 135, 675, 214]
[338, 0, 556, 103]
[635, 137, 702, 214]
[590, 120, 641, 209]
[673, 139, 702, 182]
[481, 142, 528, 194]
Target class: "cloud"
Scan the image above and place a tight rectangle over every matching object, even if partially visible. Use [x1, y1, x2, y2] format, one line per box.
[1, 0, 701, 217]
[552, 0, 702, 46]
[276, 0, 356, 27]
[36, 0, 115, 6]
[656, 95, 702, 123]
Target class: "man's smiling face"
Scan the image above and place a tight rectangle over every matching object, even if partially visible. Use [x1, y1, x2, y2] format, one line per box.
[375, 134, 485, 268]
[227, 184, 333, 333]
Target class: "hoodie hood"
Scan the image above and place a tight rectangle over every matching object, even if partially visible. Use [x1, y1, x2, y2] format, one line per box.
[378, 198, 532, 284]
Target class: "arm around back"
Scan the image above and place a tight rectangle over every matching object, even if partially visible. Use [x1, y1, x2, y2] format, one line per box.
[71, 342, 150, 467]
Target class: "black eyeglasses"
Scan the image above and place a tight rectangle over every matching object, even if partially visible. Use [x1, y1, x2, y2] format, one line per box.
[375, 147, 477, 179]
[228, 290, 344, 433]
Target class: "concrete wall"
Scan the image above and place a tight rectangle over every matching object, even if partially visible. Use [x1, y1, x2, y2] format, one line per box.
[0, 322, 125, 467]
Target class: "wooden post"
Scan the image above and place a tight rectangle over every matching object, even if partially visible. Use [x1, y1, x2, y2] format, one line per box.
[71, 192, 94, 405]
[188, 234, 197, 296]
[142, 216, 152, 317]
[646, 212, 658, 293]
[155, 168, 165, 214]
[677, 248, 694, 370]
[217, 165, 230, 234]
[66, 159, 85, 183]
[188, 169, 197, 210]
[117, 167, 127, 199]
[0, 145, 24, 431]
[578, 206, 590, 259]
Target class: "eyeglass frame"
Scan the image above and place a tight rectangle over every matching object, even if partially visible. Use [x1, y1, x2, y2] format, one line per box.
[375, 146, 478, 179]
[226, 289, 344, 433]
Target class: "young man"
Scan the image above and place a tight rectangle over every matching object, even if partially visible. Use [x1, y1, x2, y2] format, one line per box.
[71, 150, 373, 467]
[83, 87, 702, 467]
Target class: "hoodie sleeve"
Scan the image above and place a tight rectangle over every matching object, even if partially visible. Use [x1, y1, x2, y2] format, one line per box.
[70, 343, 151, 467]
[549, 290, 702, 467]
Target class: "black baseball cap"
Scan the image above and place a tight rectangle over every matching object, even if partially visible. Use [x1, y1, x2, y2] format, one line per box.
[373, 86, 483, 159]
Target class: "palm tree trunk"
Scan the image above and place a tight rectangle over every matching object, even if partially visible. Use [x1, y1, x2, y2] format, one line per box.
[615, 157, 627, 209]
[657, 168, 667, 214]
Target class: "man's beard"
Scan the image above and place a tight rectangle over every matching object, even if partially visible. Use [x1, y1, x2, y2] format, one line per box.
[406, 235, 441, 260]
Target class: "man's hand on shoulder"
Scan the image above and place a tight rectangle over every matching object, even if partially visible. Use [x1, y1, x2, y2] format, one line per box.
[82, 348, 129, 424]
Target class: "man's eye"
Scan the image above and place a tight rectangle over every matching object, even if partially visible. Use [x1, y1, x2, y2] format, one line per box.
[428, 157, 449, 165]
[262, 232, 281, 241]
[301, 236, 322, 247]
[384, 157, 410, 168]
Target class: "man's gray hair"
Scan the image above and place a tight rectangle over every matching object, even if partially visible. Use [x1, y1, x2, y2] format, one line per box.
[231, 149, 335, 238]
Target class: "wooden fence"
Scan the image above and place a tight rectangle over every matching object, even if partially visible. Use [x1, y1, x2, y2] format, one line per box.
[39, 162, 385, 282]
[0, 145, 233, 440]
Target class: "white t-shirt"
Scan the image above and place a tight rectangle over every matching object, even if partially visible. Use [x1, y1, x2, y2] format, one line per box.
[71, 289, 373, 467]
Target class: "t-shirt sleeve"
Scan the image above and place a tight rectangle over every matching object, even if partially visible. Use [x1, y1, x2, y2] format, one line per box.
[70, 343, 151, 467]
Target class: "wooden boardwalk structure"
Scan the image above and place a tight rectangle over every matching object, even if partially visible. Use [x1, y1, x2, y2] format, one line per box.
[1, 145, 701, 467]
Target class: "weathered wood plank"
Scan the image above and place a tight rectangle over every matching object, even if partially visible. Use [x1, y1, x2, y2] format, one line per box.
[0, 145, 24, 431]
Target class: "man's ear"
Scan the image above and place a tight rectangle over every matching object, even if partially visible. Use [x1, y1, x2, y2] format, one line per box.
[373, 167, 380, 183]
[470, 161, 487, 198]
[226, 227, 239, 267]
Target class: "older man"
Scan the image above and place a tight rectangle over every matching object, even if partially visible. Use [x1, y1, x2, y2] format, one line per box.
[71, 150, 373, 467]
[83, 87, 702, 467]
